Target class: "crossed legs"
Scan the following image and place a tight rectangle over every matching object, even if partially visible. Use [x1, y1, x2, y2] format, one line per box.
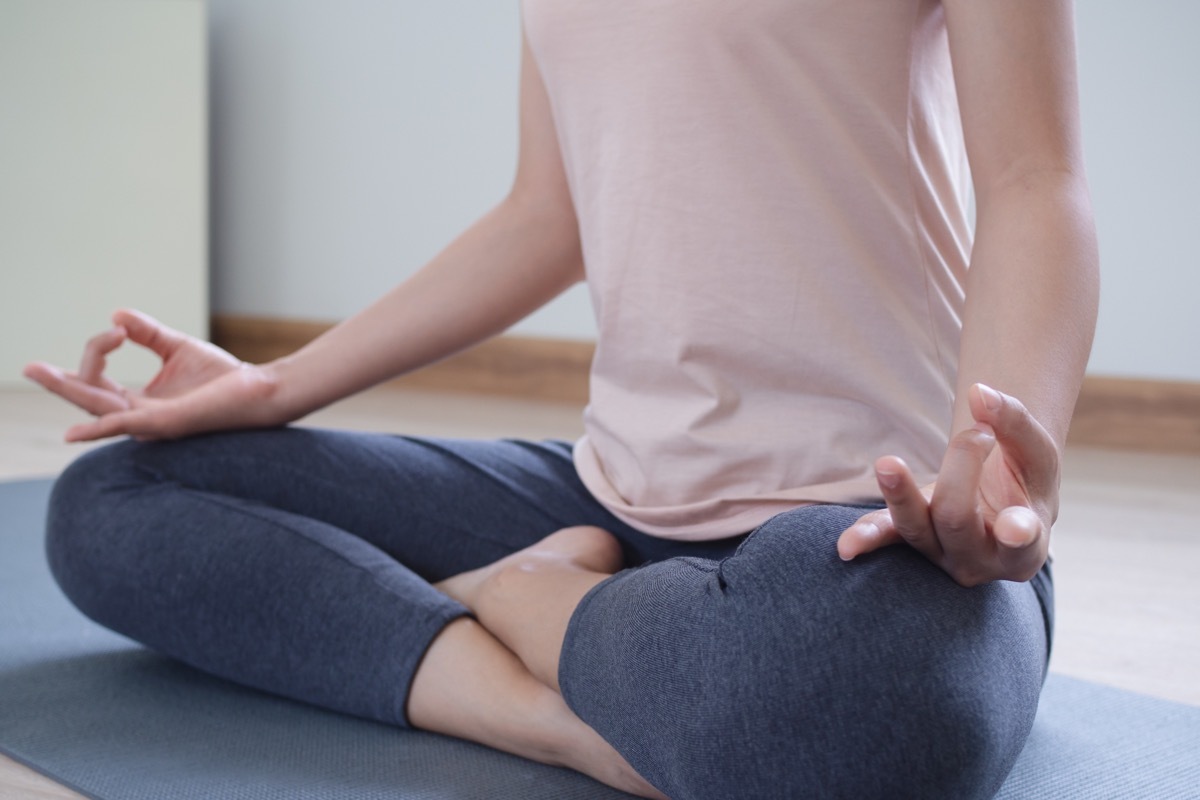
[46, 431, 1052, 800]
[411, 527, 666, 797]
[46, 431, 671, 797]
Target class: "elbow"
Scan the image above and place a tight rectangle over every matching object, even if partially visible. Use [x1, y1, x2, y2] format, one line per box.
[501, 184, 585, 284]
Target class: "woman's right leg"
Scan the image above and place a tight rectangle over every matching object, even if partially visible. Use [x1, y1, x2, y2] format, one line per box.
[551, 505, 1052, 800]
[45, 429, 663, 796]
[409, 617, 664, 796]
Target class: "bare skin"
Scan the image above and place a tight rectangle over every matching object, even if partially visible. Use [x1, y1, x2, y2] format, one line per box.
[411, 527, 667, 799]
[435, 526, 622, 691]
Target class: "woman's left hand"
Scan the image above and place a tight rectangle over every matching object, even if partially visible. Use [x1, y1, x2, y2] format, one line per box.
[837, 384, 1060, 586]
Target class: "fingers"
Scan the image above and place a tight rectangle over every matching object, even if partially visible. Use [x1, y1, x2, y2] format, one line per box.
[873, 455, 942, 560]
[64, 394, 184, 441]
[78, 325, 128, 390]
[929, 421, 1048, 585]
[113, 308, 187, 360]
[840, 388, 1056, 586]
[64, 370, 262, 442]
[841, 427, 1006, 585]
[993, 505, 1041, 548]
[23, 362, 130, 417]
[837, 508, 900, 560]
[25, 309, 223, 443]
[992, 506, 1047, 582]
[968, 384, 1059, 499]
[929, 425, 996, 575]
[837, 457, 933, 561]
[65, 409, 154, 442]
[24, 317, 134, 415]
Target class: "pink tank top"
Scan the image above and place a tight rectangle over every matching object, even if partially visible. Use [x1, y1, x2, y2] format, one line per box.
[523, 0, 972, 539]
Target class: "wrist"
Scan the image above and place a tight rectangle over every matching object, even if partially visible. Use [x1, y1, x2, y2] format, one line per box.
[253, 357, 305, 425]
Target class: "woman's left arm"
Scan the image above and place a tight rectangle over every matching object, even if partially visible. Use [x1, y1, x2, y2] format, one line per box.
[838, 0, 1099, 586]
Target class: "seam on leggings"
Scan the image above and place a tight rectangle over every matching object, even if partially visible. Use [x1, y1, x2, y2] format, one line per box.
[1030, 563, 1055, 674]
[134, 450, 352, 498]
[711, 503, 885, 589]
[144, 446, 540, 560]
[182, 485, 467, 615]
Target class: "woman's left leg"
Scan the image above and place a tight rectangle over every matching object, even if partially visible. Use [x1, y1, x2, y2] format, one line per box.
[448, 505, 1052, 800]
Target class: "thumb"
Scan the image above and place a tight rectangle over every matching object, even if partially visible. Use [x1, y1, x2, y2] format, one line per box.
[113, 309, 187, 360]
[993, 505, 1043, 550]
[993, 505, 1049, 582]
[65, 409, 146, 442]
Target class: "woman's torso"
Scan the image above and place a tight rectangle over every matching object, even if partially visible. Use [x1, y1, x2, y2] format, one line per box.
[523, 0, 972, 539]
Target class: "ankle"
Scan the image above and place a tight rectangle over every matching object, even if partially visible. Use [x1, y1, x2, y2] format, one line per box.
[514, 683, 585, 767]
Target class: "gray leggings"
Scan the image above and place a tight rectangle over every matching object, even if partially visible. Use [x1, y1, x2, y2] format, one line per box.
[46, 428, 1052, 799]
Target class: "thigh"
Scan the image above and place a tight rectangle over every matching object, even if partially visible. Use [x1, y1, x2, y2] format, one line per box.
[50, 430, 651, 724]
[559, 504, 1051, 800]
[89, 429, 625, 580]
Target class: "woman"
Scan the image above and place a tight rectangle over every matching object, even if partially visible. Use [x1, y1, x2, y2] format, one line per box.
[26, 1, 1097, 797]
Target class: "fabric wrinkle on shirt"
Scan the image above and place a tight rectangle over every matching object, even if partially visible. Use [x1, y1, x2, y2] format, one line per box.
[523, 0, 972, 540]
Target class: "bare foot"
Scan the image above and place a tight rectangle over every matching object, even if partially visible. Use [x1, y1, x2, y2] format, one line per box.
[436, 525, 624, 611]
[429, 529, 666, 797]
[410, 617, 669, 799]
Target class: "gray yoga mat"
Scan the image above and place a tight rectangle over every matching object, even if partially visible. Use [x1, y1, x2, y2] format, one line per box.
[2, 478, 1198, 799]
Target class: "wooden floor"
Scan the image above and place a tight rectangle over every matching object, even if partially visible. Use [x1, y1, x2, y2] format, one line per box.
[2, 384, 1198, 798]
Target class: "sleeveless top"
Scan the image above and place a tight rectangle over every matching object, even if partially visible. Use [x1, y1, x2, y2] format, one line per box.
[523, 0, 973, 539]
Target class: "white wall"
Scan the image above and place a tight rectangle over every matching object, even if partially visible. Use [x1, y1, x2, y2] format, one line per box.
[1075, 2, 1200, 381]
[209, 0, 594, 341]
[209, 0, 1200, 380]
[0, 0, 207, 386]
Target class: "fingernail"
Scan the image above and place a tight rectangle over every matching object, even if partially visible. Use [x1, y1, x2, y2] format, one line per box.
[1012, 528, 1037, 547]
[876, 470, 900, 490]
[999, 507, 1041, 547]
[978, 384, 1002, 412]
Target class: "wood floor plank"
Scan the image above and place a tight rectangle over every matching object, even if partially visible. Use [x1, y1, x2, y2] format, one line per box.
[0, 754, 83, 799]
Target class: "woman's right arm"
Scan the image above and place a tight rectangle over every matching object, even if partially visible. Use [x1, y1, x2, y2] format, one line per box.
[27, 34, 582, 441]
[271, 33, 581, 419]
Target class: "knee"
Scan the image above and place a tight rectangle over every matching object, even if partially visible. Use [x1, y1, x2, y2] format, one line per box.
[48, 439, 138, 533]
[46, 440, 143, 618]
[812, 649, 1040, 799]
[564, 509, 1044, 798]
[640, 631, 1039, 800]
[609, 539, 1042, 797]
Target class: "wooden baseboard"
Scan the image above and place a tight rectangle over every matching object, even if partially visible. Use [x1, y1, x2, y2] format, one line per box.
[1068, 375, 1200, 454]
[210, 314, 593, 405]
[211, 315, 1200, 454]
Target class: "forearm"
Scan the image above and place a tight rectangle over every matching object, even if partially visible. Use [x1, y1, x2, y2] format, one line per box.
[952, 170, 1099, 451]
[264, 192, 584, 421]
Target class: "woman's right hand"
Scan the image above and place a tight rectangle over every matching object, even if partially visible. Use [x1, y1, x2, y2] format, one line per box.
[23, 309, 286, 442]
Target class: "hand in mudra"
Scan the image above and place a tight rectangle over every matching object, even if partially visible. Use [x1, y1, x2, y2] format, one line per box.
[838, 384, 1060, 587]
[24, 309, 280, 442]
